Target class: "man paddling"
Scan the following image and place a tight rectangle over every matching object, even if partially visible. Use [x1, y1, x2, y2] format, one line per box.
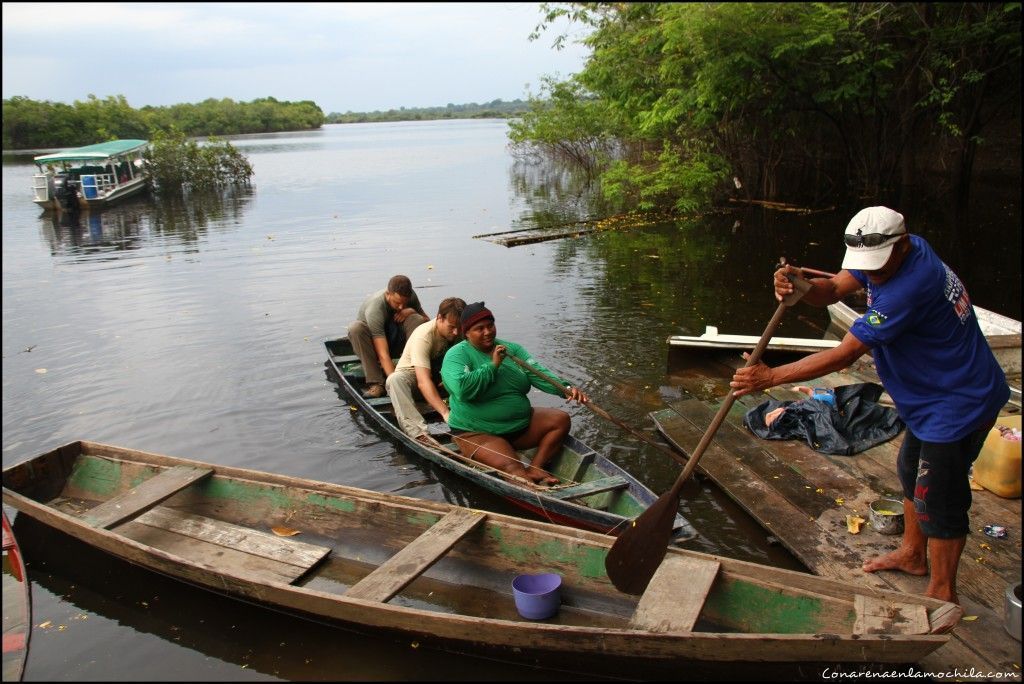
[729, 206, 1008, 605]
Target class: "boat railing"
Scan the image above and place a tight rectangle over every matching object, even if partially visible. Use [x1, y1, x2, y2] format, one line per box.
[80, 172, 117, 199]
[32, 174, 50, 201]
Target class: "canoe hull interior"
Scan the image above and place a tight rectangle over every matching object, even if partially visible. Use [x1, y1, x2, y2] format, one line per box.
[2, 441, 956, 669]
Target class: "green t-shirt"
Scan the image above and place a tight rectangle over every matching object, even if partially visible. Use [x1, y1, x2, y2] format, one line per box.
[440, 339, 567, 435]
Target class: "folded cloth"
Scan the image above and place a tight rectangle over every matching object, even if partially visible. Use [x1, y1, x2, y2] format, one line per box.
[744, 382, 904, 456]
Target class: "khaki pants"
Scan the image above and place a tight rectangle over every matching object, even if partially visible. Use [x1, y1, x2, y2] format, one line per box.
[347, 314, 427, 386]
[386, 367, 428, 438]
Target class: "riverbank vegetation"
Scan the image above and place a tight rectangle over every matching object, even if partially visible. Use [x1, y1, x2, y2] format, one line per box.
[325, 99, 528, 124]
[516, 3, 1021, 217]
[1, 95, 324, 149]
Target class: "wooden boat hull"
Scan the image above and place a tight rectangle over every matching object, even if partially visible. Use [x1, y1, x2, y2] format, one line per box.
[2, 441, 957, 669]
[668, 326, 841, 372]
[325, 337, 696, 542]
[2, 510, 31, 682]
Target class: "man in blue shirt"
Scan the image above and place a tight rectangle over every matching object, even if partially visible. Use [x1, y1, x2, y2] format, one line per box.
[730, 206, 1008, 605]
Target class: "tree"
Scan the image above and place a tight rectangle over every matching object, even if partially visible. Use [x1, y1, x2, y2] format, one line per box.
[525, 2, 1021, 214]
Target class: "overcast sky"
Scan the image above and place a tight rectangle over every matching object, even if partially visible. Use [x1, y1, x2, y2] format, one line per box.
[1, 2, 591, 113]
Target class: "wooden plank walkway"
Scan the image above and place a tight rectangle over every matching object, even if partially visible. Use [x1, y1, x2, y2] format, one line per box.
[658, 348, 1022, 678]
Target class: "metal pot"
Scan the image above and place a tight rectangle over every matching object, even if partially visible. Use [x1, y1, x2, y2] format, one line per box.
[869, 498, 904, 535]
[1006, 582, 1022, 641]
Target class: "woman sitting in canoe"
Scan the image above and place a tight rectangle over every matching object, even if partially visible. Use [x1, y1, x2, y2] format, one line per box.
[440, 302, 588, 485]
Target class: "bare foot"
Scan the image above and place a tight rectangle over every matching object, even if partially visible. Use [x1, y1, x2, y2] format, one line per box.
[526, 467, 558, 486]
[862, 548, 928, 575]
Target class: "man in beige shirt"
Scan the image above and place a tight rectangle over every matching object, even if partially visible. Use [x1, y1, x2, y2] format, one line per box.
[385, 297, 465, 440]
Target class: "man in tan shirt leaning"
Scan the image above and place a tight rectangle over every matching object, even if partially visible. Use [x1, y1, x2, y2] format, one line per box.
[385, 297, 466, 440]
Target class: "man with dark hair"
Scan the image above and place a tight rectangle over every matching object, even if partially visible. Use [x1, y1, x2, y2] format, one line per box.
[386, 297, 466, 439]
[730, 206, 1008, 605]
[348, 275, 429, 398]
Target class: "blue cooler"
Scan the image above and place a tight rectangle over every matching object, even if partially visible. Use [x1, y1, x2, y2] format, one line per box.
[81, 175, 98, 199]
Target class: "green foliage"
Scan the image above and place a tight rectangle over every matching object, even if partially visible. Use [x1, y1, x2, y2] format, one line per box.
[325, 99, 529, 124]
[143, 130, 253, 193]
[508, 78, 620, 175]
[601, 143, 729, 213]
[523, 2, 1022, 210]
[2, 95, 324, 149]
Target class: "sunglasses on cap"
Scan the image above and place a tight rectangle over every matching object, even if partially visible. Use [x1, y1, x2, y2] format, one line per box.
[844, 230, 905, 248]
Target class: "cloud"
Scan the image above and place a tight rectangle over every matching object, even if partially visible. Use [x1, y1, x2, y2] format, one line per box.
[2, 2, 589, 112]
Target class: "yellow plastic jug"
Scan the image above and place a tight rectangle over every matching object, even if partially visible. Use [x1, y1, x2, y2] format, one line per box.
[973, 414, 1022, 498]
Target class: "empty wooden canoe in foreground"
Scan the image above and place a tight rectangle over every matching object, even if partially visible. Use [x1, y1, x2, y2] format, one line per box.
[2, 441, 961, 672]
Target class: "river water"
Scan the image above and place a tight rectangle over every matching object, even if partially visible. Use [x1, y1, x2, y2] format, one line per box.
[2, 120, 1019, 680]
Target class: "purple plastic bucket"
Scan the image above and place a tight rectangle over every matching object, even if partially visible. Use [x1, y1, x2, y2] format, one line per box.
[512, 573, 562, 620]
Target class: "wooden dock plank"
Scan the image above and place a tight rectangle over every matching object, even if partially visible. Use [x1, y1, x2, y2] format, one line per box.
[629, 556, 719, 633]
[651, 406, 889, 589]
[345, 508, 486, 603]
[82, 466, 212, 529]
[654, 386, 1023, 676]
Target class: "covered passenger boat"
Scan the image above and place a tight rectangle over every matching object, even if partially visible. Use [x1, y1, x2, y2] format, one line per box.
[32, 139, 149, 212]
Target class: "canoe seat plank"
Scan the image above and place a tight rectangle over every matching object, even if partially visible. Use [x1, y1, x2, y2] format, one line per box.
[549, 476, 628, 501]
[345, 508, 486, 603]
[82, 466, 213, 529]
[332, 354, 359, 364]
[629, 556, 720, 633]
[571, 452, 596, 482]
[119, 507, 330, 584]
[365, 397, 394, 408]
[853, 594, 930, 635]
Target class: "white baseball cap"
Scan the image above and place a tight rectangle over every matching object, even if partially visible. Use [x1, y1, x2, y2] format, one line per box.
[841, 206, 906, 271]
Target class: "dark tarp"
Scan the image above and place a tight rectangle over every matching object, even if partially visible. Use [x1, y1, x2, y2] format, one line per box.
[744, 382, 904, 456]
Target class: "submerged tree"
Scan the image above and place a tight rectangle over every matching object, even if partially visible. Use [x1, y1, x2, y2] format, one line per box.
[144, 130, 253, 193]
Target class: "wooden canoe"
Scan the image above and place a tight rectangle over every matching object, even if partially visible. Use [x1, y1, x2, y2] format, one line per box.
[2, 441, 959, 672]
[668, 325, 841, 371]
[2, 509, 31, 682]
[325, 337, 696, 542]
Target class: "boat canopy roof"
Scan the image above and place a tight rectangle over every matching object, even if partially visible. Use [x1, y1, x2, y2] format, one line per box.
[34, 139, 149, 165]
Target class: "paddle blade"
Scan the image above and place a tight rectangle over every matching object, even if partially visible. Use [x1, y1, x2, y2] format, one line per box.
[604, 490, 682, 594]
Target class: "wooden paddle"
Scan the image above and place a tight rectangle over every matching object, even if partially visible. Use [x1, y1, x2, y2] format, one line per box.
[604, 275, 813, 594]
[502, 353, 689, 468]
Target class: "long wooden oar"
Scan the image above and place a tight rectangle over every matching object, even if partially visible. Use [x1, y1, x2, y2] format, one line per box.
[604, 275, 812, 594]
[502, 354, 688, 468]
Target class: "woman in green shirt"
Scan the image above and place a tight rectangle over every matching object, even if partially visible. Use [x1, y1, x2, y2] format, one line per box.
[440, 303, 589, 485]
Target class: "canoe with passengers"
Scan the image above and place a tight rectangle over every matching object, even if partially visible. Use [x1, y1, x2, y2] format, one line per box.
[325, 337, 696, 543]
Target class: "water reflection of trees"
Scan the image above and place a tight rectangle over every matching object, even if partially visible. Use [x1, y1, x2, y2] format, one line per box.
[508, 155, 611, 229]
[38, 186, 254, 259]
[508, 154, 740, 333]
[148, 185, 254, 246]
